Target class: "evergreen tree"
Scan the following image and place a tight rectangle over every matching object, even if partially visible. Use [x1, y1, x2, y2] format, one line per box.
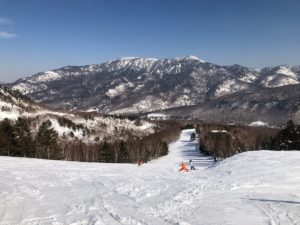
[161, 141, 168, 156]
[36, 120, 62, 159]
[134, 118, 141, 126]
[98, 141, 114, 162]
[0, 119, 17, 156]
[278, 120, 300, 150]
[119, 140, 130, 163]
[14, 117, 35, 157]
[286, 120, 295, 130]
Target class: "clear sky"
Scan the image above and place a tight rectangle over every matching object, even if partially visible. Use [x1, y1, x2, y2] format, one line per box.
[0, 0, 300, 82]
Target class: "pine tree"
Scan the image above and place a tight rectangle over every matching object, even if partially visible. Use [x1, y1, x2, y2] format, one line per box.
[278, 120, 300, 150]
[0, 119, 17, 156]
[36, 120, 62, 159]
[14, 117, 35, 157]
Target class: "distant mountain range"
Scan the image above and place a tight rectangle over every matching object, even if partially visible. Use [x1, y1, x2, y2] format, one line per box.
[8, 56, 300, 125]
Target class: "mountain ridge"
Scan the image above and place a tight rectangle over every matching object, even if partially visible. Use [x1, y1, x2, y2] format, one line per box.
[8, 56, 300, 124]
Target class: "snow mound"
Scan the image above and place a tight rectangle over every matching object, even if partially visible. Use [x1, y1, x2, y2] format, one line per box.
[181, 55, 205, 62]
[249, 121, 269, 127]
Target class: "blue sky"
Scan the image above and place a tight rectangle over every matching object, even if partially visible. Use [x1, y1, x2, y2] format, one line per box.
[0, 0, 300, 82]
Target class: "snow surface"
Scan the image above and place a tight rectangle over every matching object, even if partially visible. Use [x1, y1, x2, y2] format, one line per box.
[180, 55, 205, 62]
[276, 66, 297, 79]
[0, 101, 20, 120]
[211, 129, 228, 133]
[215, 79, 248, 97]
[238, 73, 258, 83]
[1, 129, 300, 225]
[34, 71, 62, 82]
[0, 110, 19, 120]
[261, 74, 299, 88]
[249, 121, 269, 127]
[147, 113, 168, 119]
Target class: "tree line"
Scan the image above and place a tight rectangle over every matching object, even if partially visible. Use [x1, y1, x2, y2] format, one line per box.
[0, 117, 180, 163]
[59, 126, 180, 163]
[198, 120, 300, 160]
[0, 118, 61, 159]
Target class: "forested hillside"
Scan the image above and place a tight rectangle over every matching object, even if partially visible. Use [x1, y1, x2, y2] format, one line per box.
[0, 85, 180, 163]
[198, 120, 300, 159]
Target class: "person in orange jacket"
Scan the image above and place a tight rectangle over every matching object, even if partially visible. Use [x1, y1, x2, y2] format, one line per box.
[179, 161, 189, 172]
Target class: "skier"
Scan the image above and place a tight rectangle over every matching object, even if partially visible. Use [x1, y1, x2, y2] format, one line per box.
[214, 156, 217, 164]
[189, 160, 196, 170]
[190, 133, 196, 141]
[179, 162, 189, 172]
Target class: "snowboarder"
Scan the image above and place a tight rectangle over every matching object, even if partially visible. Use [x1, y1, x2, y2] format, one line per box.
[189, 160, 196, 170]
[179, 162, 189, 172]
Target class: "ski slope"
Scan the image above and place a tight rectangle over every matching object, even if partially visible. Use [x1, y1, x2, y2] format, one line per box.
[1, 129, 300, 225]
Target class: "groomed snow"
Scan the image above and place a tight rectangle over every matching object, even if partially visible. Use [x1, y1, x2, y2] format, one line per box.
[1, 129, 300, 225]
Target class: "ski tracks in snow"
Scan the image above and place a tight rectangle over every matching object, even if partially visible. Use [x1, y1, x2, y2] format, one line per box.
[1, 129, 300, 224]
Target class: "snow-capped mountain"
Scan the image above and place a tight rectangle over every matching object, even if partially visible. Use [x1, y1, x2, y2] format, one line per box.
[9, 57, 300, 121]
[158, 83, 300, 125]
[258, 65, 300, 87]
[9, 56, 256, 111]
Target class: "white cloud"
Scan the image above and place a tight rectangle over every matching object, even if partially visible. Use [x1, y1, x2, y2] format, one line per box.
[0, 18, 16, 39]
[0, 31, 17, 39]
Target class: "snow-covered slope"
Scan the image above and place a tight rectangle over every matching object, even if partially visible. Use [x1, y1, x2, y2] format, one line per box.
[1, 129, 299, 225]
[259, 65, 300, 87]
[0, 85, 154, 143]
[0, 85, 38, 120]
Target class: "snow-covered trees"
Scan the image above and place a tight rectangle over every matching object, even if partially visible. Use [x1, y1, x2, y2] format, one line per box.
[98, 141, 114, 163]
[198, 124, 279, 159]
[201, 131, 233, 159]
[198, 120, 300, 159]
[0, 113, 181, 163]
[57, 126, 179, 163]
